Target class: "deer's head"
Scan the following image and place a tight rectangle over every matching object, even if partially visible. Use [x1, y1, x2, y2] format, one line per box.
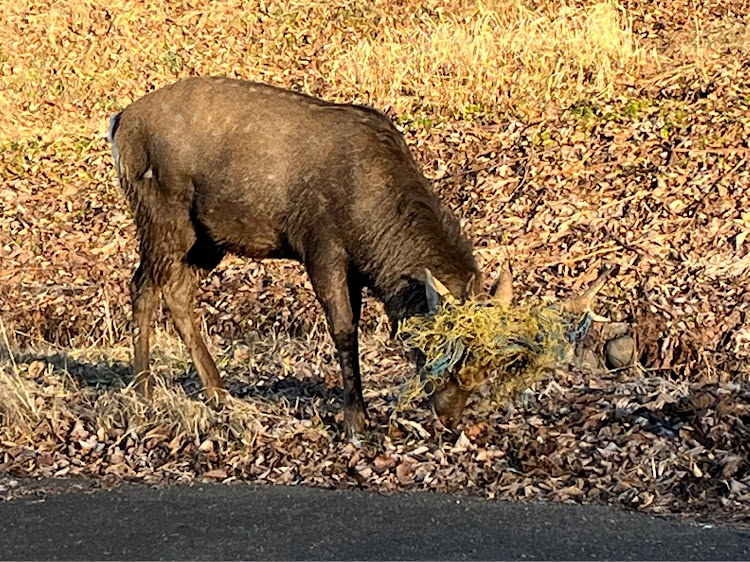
[424, 264, 612, 430]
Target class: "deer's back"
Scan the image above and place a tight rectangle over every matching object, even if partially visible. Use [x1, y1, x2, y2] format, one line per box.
[113, 77, 474, 292]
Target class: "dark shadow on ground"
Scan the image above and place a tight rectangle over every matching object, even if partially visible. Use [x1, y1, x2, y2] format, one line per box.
[9, 350, 347, 422]
[12, 352, 131, 388]
[227, 373, 342, 402]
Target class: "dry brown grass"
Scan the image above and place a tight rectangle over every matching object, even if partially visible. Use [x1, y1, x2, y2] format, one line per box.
[335, 1, 653, 119]
[0, 350, 269, 450]
[1, 0, 656, 148]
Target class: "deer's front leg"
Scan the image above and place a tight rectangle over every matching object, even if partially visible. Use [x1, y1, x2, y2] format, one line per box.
[307, 255, 366, 436]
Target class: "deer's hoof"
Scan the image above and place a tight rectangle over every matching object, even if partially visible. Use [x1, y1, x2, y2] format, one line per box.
[132, 374, 153, 400]
[206, 387, 231, 407]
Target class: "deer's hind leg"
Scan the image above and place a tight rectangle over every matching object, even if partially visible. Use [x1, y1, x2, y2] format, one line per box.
[161, 261, 226, 402]
[131, 208, 226, 402]
[131, 263, 158, 397]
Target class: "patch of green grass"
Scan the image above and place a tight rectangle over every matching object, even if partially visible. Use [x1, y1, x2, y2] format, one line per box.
[538, 129, 554, 146]
[414, 116, 435, 128]
[162, 50, 184, 75]
[569, 100, 598, 120]
[622, 99, 643, 118]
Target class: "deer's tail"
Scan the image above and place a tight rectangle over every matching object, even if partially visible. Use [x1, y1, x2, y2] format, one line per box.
[107, 111, 123, 175]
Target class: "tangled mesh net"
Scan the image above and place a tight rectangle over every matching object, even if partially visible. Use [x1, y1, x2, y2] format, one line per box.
[395, 298, 589, 408]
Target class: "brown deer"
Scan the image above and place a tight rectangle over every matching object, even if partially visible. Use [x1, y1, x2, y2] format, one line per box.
[108, 77, 601, 435]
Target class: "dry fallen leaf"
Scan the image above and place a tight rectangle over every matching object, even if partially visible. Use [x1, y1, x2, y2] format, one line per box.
[202, 469, 228, 480]
[374, 455, 397, 472]
[451, 432, 473, 453]
[396, 462, 414, 484]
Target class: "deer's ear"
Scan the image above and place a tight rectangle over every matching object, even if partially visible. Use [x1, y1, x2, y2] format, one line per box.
[424, 268, 450, 314]
[489, 262, 513, 304]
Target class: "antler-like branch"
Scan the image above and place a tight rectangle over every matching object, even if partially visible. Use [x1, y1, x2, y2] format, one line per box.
[559, 264, 613, 316]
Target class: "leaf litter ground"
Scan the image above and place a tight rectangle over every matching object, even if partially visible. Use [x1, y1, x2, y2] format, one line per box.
[0, 0, 748, 528]
[1, 340, 748, 527]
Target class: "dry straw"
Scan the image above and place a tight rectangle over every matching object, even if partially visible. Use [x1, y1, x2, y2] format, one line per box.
[395, 265, 612, 408]
[396, 299, 586, 407]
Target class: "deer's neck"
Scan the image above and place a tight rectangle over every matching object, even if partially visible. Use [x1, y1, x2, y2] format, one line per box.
[356, 180, 481, 329]
[382, 277, 432, 327]
[380, 265, 479, 334]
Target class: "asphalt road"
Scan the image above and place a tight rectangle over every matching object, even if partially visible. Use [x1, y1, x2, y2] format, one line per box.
[0, 482, 747, 560]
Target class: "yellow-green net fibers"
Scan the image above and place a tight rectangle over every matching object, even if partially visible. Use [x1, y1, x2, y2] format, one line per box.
[395, 299, 587, 408]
